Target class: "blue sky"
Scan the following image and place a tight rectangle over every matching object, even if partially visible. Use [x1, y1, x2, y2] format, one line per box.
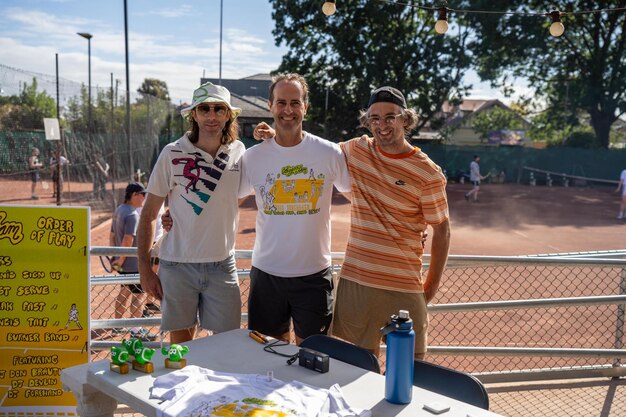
[0, 0, 525, 104]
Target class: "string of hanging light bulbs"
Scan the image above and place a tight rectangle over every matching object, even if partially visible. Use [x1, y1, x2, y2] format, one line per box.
[321, 1, 626, 37]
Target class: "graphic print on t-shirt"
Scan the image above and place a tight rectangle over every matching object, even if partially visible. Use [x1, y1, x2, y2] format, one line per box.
[171, 149, 230, 215]
[261, 164, 324, 216]
[181, 397, 296, 417]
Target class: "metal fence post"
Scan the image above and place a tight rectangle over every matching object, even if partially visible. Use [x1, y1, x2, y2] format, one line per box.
[613, 267, 626, 367]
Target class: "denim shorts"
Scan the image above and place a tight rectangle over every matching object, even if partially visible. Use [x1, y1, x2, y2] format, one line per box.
[159, 255, 241, 333]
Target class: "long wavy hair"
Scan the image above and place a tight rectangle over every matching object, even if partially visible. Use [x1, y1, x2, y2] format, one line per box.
[186, 111, 240, 145]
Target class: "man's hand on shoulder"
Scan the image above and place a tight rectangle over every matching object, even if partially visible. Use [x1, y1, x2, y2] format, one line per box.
[253, 122, 275, 141]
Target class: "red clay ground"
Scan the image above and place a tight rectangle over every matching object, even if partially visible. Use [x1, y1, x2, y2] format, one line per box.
[2, 179, 624, 273]
[3, 179, 625, 416]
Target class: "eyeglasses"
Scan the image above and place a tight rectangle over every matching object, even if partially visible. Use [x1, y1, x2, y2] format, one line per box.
[367, 113, 403, 127]
[195, 104, 228, 117]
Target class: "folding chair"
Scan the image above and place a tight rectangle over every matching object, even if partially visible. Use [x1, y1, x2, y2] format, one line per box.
[413, 359, 489, 410]
[300, 335, 381, 373]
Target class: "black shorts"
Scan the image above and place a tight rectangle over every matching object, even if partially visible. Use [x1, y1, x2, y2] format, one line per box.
[248, 266, 333, 340]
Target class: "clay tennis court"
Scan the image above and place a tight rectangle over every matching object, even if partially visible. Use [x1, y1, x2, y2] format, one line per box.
[2, 178, 623, 276]
[3, 178, 625, 416]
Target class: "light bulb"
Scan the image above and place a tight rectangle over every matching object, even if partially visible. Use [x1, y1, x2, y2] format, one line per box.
[549, 10, 564, 37]
[549, 21, 564, 37]
[322, 1, 336, 16]
[434, 7, 449, 34]
[435, 19, 449, 34]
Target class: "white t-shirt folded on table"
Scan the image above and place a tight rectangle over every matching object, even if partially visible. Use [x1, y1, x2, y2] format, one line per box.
[151, 365, 371, 417]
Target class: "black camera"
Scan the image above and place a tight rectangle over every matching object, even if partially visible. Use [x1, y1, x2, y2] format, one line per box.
[298, 347, 329, 373]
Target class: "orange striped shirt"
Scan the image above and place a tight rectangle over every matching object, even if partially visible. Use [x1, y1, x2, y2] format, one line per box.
[339, 136, 448, 293]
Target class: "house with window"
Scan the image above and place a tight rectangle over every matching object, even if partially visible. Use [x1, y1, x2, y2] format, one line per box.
[438, 99, 532, 146]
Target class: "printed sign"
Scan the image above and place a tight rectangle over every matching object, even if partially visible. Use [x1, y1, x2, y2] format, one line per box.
[43, 118, 61, 141]
[0, 205, 90, 416]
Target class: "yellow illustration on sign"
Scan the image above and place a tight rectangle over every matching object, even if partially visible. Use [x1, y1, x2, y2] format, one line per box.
[0, 205, 90, 417]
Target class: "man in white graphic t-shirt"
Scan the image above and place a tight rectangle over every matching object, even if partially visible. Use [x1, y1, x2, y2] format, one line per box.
[239, 74, 351, 345]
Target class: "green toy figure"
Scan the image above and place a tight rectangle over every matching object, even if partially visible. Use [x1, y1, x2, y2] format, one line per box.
[110, 346, 130, 374]
[134, 346, 155, 364]
[111, 346, 129, 365]
[162, 344, 190, 369]
[122, 337, 143, 356]
[131, 346, 156, 374]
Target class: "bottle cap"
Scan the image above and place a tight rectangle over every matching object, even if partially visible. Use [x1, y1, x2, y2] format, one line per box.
[398, 310, 410, 320]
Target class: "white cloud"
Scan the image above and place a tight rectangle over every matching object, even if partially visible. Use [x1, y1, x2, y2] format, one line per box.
[0, 4, 285, 103]
[148, 5, 194, 18]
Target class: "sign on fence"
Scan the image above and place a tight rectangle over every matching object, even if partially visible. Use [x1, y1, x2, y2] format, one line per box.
[43, 118, 61, 141]
[0, 205, 90, 416]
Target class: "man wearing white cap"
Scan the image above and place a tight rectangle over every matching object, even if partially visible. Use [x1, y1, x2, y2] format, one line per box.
[137, 82, 244, 344]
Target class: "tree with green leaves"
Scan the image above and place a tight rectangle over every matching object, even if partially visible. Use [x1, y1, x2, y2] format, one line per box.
[0, 78, 56, 130]
[461, 0, 626, 149]
[137, 78, 170, 101]
[471, 107, 524, 142]
[270, 0, 472, 139]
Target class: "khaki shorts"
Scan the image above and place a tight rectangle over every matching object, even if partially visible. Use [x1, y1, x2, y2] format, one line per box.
[330, 278, 428, 354]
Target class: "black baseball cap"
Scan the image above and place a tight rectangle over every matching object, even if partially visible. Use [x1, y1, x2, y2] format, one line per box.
[125, 182, 146, 199]
[367, 86, 407, 109]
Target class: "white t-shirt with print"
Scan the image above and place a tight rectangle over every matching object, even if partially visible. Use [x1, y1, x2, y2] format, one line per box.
[147, 134, 245, 262]
[239, 132, 351, 277]
[151, 366, 370, 417]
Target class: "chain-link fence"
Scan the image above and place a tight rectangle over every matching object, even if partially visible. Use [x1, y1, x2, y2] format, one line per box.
[88, 251, 626, 372]
[83, 249, 626, 417]
[0, 64, 184, 202]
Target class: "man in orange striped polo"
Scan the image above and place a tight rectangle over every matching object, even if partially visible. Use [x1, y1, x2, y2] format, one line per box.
[330, 86, 451, 360]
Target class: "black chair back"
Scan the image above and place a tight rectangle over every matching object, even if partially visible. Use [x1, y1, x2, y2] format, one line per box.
[300, 335, 381, 374]
[413, 359, 489, 410]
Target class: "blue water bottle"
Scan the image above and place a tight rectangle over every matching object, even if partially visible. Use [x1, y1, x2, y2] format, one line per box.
[380, 310, 415, 404]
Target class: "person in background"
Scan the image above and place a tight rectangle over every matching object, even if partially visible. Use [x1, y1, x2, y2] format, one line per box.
[92, 150, 110, 200]
[110, 182, 157, 341]
[464, 154, 484, 202]
[50, 148, 70, 199]
[137, 203, 165, 317]
[137, 82, 244, 344]
[28, 147, 43, 199]
[615, 168, 626, 219]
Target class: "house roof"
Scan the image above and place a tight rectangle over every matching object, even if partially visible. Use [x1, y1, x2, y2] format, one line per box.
[441, 99, 530, 129]
[200, 75, 272, 99]
[442, 99, 509, 114]
[231, 93, 271, 119]
[242, 73, 272, 81]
